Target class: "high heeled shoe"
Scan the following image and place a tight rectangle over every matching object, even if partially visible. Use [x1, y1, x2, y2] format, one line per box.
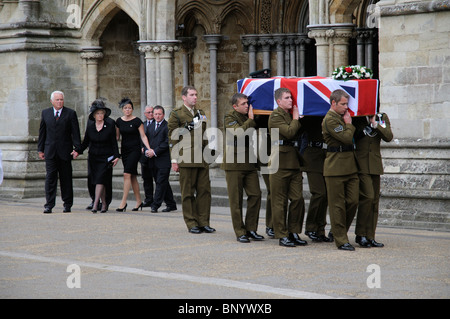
[116, 203, 127, 212]
[132, 202, 143, 211]
[92, 209, 97, 213]
[101, 205, 108, 213]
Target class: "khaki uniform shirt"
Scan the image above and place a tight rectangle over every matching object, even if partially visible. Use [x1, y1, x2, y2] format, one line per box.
[168, 105, 208, 168]
[268, 107, 303, 170]
[322, 109, 358, 177]
[221, 110, 258, 171]
[354, 113, 393, 175]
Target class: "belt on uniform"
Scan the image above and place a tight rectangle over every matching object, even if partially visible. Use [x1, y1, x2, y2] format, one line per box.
[308, 141, 327, 149]
[274, 140, 298, 147]
[327, 144, 355, 152]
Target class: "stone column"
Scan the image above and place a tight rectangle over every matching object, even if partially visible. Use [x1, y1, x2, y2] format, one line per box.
[273, 34, 285, 76]
[178, 37, 197, 87]
[331, 24, 354, 70]
[308, 25, 330, 76]
[203, 34, 222, 150]
[138, 40, 180, 115]
[80, 46, 104, 107]
[288, 34, 297, 76]
[241, 35, 259, 75]
[295, 34, 309, 77]
[365, 29, 374, 70]
[308, 24, 354, 76]
[356, 28, 367, 66]
[258, 35, 273, 70]
[19, 0, 40, 22]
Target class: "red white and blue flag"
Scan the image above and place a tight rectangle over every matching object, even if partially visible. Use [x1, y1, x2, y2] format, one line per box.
[237, 76, 379, 116]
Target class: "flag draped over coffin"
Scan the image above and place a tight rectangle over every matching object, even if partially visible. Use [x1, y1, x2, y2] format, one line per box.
[237, 76, 379, 116]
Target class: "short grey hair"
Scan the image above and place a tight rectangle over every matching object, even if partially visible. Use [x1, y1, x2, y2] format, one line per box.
[50, 91, 64, 101]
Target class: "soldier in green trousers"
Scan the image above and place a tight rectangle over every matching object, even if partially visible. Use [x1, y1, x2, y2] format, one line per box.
[300, 116, 333, 242]
[268, 87, 307, 247]
[322, 89, 359, 251]
[221, 93, 263, 243]
[168, 86, 215, 234]
[353, 112, 393, 247]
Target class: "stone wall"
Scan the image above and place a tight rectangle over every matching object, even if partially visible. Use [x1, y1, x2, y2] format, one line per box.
[377, 0, 450, 230]
[378, 1, 450, 140]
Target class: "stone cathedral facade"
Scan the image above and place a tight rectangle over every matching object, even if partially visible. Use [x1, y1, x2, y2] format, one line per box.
[0, 0, 448, 230]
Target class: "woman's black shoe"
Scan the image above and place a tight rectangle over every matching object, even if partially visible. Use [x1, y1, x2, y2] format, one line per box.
[132, 203, 143, 211]
[116, 203, 127, 212]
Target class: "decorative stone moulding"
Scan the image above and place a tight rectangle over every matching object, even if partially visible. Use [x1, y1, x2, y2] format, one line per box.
[137, 40, 181, 54]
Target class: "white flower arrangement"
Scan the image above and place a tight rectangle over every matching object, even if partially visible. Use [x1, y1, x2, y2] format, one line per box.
[332, 65, 373, 80]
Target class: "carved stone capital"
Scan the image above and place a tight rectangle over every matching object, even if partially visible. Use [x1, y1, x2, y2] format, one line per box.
[138, 40, 181, 58]
[80, 46, 104, 61]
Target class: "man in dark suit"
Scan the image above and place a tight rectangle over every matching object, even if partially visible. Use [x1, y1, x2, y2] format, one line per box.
[38, 91, 81, 213]
[140, 105, 155, 207]
[146, 105, 177, 213]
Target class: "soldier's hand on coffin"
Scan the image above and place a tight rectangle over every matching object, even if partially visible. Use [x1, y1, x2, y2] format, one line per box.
[343, 110, 352, 124]
[292, 104, 299, 120]
[248, 104, 254, 119]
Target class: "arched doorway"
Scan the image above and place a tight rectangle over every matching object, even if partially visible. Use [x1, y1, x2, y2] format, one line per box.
[97, 10, 141, 118]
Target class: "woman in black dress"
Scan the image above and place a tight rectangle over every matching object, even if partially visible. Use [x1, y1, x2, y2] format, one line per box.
[73, 99, 120, 213]
[116, 98, 151, 211]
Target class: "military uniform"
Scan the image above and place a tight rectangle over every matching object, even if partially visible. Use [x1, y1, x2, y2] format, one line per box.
[322, 109, 359, 248]
[300, 116, 329, 240]
[353, 113, 393, 244]
[168, 105, 212, 232]
[268, 107, 305, 242]
[221, 110, 262, 240]
[255, 115, 273, 237]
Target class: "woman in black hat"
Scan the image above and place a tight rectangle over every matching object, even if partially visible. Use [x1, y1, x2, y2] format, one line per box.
[73, 99, 120, 213]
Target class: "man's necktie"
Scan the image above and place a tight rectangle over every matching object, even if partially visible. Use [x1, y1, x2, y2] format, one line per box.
[55, 111, 60, 120]
[155, 122, 159, 130]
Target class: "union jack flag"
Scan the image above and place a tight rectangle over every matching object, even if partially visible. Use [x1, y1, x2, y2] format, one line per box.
[237, 76, 379, 116]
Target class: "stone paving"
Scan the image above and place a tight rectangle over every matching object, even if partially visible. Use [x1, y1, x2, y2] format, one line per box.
[0, 195, 449, 300]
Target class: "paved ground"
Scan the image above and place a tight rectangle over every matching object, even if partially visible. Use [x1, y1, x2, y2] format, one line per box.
[0, 196, 449, 301]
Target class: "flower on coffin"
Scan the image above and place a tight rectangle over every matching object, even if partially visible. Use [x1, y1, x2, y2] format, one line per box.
[332, 65, 373, 80]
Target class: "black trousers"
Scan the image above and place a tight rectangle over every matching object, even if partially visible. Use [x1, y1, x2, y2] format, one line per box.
[141, 159, 154, 204]
[151, 166, 176, 209]
[44, 156, 73, 209]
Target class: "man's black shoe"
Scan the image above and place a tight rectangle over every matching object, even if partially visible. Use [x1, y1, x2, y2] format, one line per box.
[369, 239, 384, 248]
[355, 235, 372, 248]
[266, 227, 274, 238]
[338, 243, 355, 251]
[305, 231, 322, 242]
[201, 226, 216, 233]
[142, 201, 153, 207]
[247, 231, 264, 241]
[237, 235, 250, 243]
[289, 233, 308, 246]
[189, 226, 203, 234]
[279, 237, 295, 247]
